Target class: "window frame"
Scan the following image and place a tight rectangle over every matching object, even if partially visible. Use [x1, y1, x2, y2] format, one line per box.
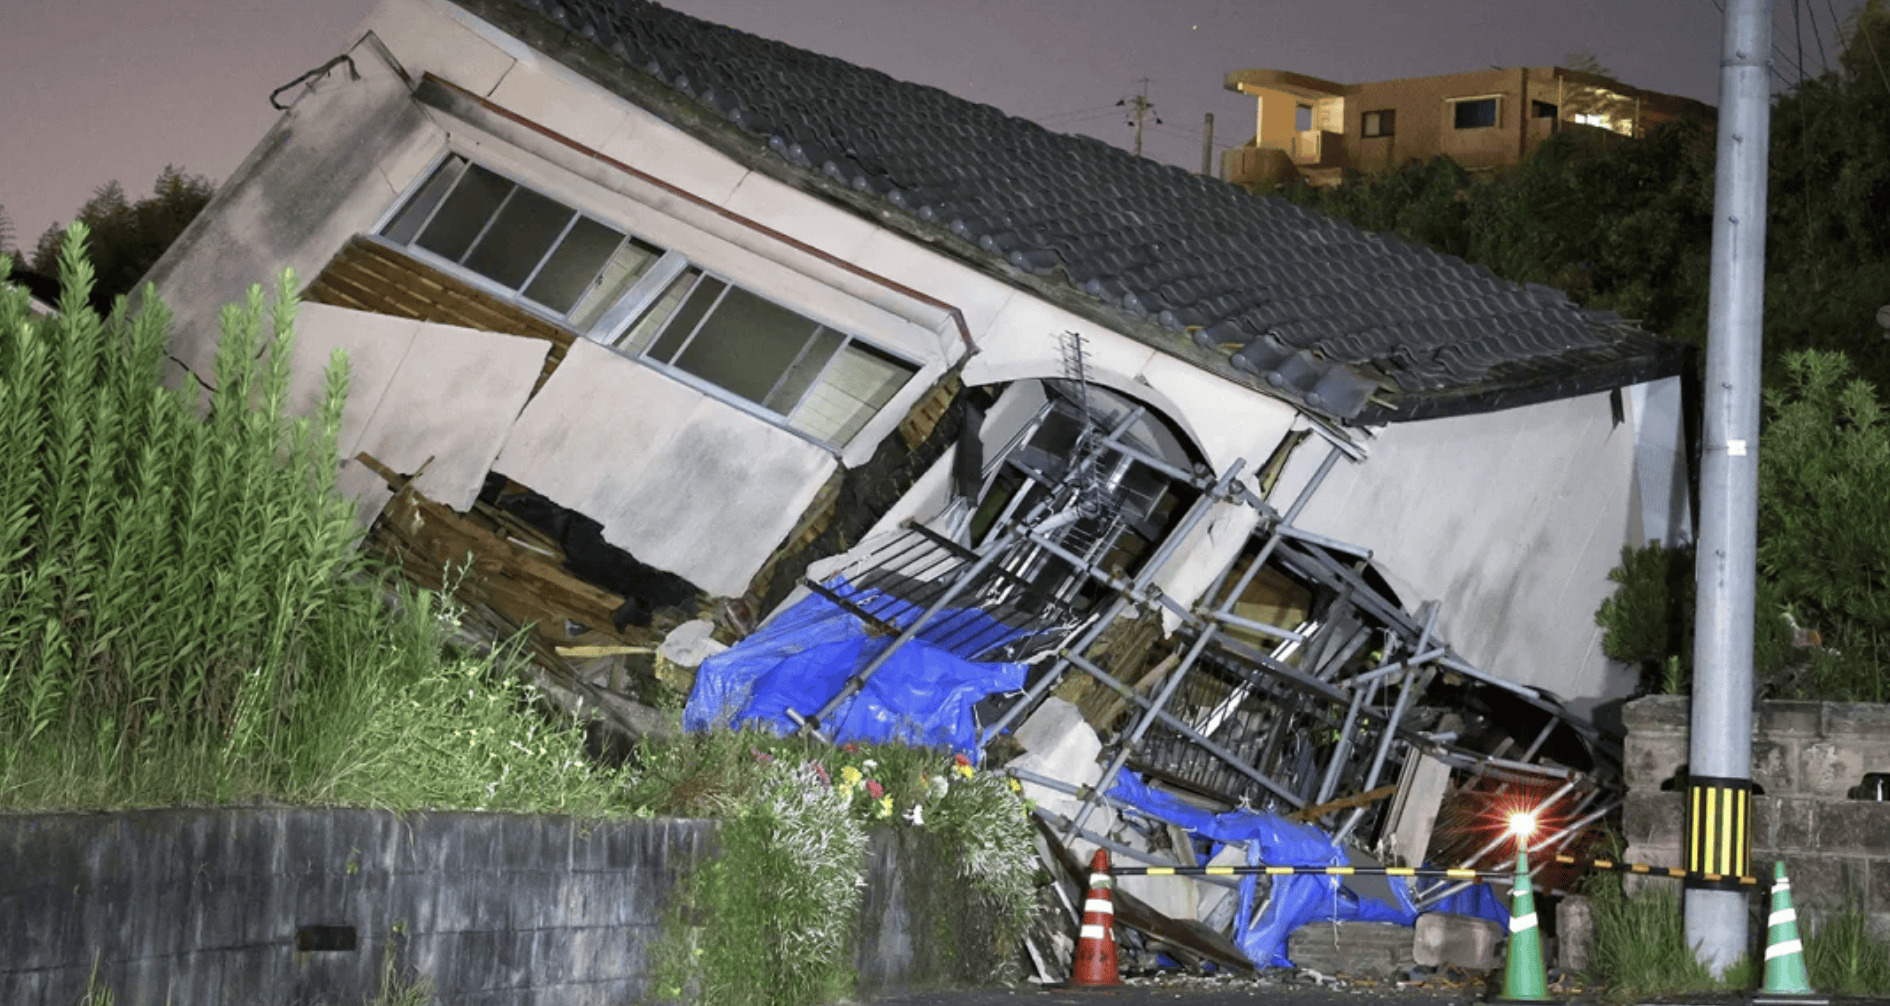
[600, 262, 918, 444]
[1448, 95, 1503, 131]
[374, 150, 922, 451]
[374, 153, 651, 328]
[1360, 108, 1396, 138]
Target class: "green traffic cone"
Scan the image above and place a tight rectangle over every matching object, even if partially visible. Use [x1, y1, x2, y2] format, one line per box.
[1762, 861, 1816, 996]
[1494, 849, 1552, 1003]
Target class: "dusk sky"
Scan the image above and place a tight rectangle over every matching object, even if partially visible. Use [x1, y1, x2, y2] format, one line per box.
[0, 0, 1862, 257]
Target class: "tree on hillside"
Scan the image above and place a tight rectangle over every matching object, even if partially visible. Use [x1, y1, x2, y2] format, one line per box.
[30, 166, 215, 306]
[1277, 3, 1890, 390]
[1765, 0, 1890, 381]
[0, 203, 14, 258]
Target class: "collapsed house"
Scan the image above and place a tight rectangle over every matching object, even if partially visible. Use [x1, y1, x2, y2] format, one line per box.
[142, 0, 1696, 973]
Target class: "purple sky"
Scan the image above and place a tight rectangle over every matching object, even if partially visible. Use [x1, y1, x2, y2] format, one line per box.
[0, 0, 1862, 258]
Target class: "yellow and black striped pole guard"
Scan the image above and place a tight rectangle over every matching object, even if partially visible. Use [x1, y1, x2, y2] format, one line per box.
[1685, 774, 1754, 891]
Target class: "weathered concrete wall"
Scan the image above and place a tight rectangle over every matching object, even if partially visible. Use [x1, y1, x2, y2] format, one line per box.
[1622, 696, 1890, 938]
[1, 809, 999, 1005]
[141, 38, 442, 383]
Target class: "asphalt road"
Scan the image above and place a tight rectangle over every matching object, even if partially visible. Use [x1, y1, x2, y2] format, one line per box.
[863, 976, 1890, 1006]
[866, 974, 1485, 1006]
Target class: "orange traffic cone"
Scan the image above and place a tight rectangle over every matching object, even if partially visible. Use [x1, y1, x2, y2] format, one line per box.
[1070, 848, 1121, 988]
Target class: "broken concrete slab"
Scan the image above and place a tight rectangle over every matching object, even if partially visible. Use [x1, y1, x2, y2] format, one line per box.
[352, 320, 549, 511]
[1383, 751, 1452, 868]
[1287, 921, 1416, 979]
[292, 303, 550, 512]
[1555, 895, 1593, 974]
[1411, 911, 1503, 971]
[1014, 697, 1101, 769]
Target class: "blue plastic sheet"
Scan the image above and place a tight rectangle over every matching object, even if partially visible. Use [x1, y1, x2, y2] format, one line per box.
[1106, 769, 1506, 968]
[682, 580, 1026, 759]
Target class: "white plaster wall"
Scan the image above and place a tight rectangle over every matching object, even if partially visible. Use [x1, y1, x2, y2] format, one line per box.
[494, 340, 837, 595]
[1272, 391, 1643, 707]
[1625, 376, 1691, 547]
[142, 37, 444, 384]
[290, 303, 548, 512]
[963, 293, 1300, 479]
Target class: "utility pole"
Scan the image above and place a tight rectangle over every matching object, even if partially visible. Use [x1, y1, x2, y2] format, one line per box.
[1688, 0, 1771, 975]
[1200, 112, 1216, 176]
[1116, 79, 1160, 158]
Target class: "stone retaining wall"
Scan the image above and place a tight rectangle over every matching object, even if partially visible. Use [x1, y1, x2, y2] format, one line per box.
[1622, 696, 1890, 937]
[0, 808, 993, 1005]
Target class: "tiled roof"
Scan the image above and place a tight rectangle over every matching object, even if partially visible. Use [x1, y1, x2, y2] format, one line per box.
[465, 0, 1687, 424]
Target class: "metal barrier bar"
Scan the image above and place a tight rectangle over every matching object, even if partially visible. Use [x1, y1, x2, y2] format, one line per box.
[1550, 853, 1760, 887]
[1111, 854, 1760, 887]
[1114, 864, 1501, 880]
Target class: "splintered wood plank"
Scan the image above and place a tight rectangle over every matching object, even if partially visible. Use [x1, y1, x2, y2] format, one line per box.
[359, 455, 658, 658]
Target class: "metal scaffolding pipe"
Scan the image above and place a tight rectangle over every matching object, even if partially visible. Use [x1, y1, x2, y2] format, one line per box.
[979, 460, 1248, 746]
[1063, 649, 1305, 809]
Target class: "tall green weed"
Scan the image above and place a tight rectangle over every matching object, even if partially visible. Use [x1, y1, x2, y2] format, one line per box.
[0, 228, 618, 813]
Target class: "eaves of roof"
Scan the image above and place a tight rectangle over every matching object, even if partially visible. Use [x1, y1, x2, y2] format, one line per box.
[447, 0, 1688, 426]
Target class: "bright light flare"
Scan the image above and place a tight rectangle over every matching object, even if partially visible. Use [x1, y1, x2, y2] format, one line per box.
[1506, 811, 1539, 840]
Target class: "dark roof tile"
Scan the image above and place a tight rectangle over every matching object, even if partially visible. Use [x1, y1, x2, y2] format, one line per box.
[466, 0, 1686, 423]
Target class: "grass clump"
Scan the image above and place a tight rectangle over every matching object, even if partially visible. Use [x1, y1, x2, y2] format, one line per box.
[0, 230, 621, 815]
[1806, 905, 1890, 995]
[1588, 868, 1753, 1000]
[643, 732, 1037, 1006]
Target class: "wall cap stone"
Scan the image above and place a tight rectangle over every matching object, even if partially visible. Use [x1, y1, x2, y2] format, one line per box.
[1622, 695, 1688, 732]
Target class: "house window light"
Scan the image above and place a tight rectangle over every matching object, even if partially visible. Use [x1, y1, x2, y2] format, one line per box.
[380, 154, 660, 320]
[1361, 109, 1395, 137]
[1451, 96, 1499, 130]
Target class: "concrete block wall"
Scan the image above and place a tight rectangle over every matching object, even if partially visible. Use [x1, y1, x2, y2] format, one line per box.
[1622, 696, 1890, 938]
[1, 808, 993, 1005]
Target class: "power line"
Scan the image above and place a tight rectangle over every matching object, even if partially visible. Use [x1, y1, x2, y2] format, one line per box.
[1805, 0, 1833, 73]
[1037, 109, 1132, 131]
[1115, 78, 1161, 157]
[1034, 103, 1132, 125]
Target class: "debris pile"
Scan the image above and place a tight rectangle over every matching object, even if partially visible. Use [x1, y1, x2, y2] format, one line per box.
[353, 364, 1623, 980]
[677, 376, 1624, 979]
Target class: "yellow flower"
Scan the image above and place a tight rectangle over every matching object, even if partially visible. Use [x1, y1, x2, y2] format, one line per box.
[953, 763, 975, 780]
[876, 796, 893, 818]
[841, 765, 863, 788]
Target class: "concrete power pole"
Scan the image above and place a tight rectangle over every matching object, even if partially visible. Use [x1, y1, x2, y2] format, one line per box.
[1117, 80, 1159, 157]
[1688, 0, 1771, 975]
[1201, 112, 1216, 176]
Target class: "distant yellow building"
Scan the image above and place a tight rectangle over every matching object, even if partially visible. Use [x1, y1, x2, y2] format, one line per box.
[1221, 66, 1709, 188]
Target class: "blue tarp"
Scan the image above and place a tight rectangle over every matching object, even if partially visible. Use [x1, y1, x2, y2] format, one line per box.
[682, 580, 1026, 759]
[1107, 769, 1507, 968]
